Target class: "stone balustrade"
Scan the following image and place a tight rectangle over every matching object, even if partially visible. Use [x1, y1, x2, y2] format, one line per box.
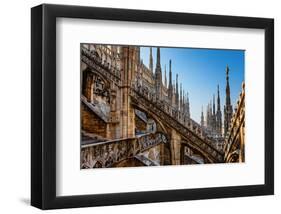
[81, 132, 167, 168]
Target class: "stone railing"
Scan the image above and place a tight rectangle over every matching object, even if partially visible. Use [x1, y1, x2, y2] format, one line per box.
[131, 83, 204, 137]
[81, 132, 167, 168]
[130, 87, 224, 163]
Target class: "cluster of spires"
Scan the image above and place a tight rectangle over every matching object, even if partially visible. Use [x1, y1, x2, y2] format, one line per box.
[201, 85, 222, 136]
[149, 47, 190, 117]
[147, 47, 234, 137]
[200, 65, 233, 137]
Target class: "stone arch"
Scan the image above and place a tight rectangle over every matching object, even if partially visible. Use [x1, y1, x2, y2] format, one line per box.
[180, 143, 205, 164]
[133, 105, 169, 135]
[132, 105, 172, 165]
[226, 150, 240, 163]
[148, 114, 167, 134]
[181, 140, 214, 164]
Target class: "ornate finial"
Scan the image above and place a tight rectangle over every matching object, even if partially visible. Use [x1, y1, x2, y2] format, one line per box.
[224, 64, 233, 137]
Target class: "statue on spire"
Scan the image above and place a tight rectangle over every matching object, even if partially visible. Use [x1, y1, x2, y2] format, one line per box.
[224, 65, 233, 136]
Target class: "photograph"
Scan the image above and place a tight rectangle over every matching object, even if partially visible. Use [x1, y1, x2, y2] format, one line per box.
[80, 44, 245, 169]
[29, 3, 274, 210]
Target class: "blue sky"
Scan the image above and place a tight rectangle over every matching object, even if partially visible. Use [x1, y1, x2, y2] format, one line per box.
[140, 46, 245, 123]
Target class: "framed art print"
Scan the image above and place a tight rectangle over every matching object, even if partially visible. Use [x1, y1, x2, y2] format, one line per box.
[31, 4, 274, 209]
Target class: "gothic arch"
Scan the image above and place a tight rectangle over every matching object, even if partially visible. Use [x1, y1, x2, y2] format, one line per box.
[132, 105, 169, 136]
[180, 143, 206, 164]
[180, 140, 214, 163]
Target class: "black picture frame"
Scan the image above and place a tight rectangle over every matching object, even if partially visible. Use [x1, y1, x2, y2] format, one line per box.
[31, 4, 274, 210]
